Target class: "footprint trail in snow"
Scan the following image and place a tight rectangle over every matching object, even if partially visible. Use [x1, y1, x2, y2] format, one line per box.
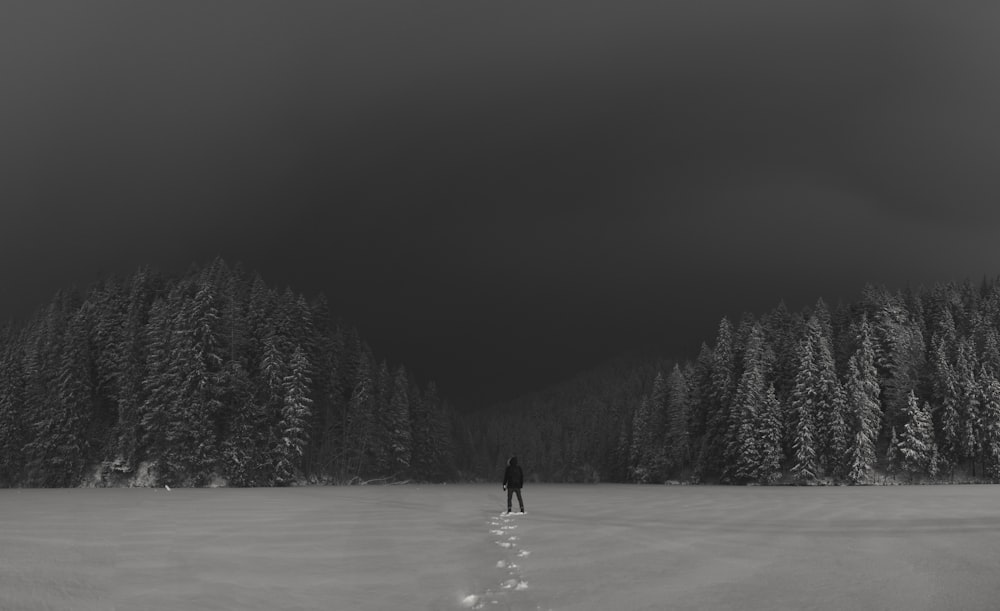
[461, 511, 546, 610]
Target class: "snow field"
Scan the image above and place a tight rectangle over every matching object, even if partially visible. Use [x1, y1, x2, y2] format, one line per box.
[464, 509, 543, 610]
[7, 484, 1000, 610]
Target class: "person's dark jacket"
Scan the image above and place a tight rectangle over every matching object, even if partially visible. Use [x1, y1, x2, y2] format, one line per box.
[503, 456, 524, 489]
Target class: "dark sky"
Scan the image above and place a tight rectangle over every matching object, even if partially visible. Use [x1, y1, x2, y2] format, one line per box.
[4, 3, 1000, 405]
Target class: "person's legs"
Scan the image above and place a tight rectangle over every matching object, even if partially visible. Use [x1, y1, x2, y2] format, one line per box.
[506, 487, 514, 512]
[514, 488, 524, 512]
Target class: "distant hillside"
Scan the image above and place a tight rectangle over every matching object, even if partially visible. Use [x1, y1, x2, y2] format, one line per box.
[457, 354, 672, 482]
[0, 257, 456, 488]
[461, 279, 1000, 485]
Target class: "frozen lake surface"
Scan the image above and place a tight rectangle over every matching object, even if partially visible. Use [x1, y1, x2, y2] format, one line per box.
[4, 484, 1000, 610]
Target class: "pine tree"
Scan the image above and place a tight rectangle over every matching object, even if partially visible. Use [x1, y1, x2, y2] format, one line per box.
[956, 340, 982, 472]
[688, 343, 713, 479]
[631, 372, 668, 483]
[304, 294, 336, 480]
[790, 321, 820, 483]
[345, 350, 374, 482]
[387, 365, 413, 476]
[186, 280, 225, 481]
[371, 360, 393, 476]
[52, 307, 94, 486]
[816, 336, 849, 478]
[727, 324, 766, 482]
[756, 384, 783, 483]
[811, 297, 834, 349]
[431, 386, 457, 481]
[629, 394, 655, 482]
[699, 318, 735, 479]
[898, 391, 937, 480]
[866, 287, 926, 448]
[664, 364, 691, 473]
[22, 304, 93, 487]
[219, 360, 268, 486]
[274, 345, 312, 485]
[139, 295, 178, 482]
[844, 316, 881, 484]
[932, 340, 961, 476]
[114, 267, 156, 472]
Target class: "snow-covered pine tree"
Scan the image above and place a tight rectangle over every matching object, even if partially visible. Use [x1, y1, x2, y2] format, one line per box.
[790, 320, 820, 483]
[981, 328, 1000, 378]
[727, 324, 765, 483]
[701, 318, 735, 479]
[927, 291, 958, 355]
[688, 343, 714, 480]
[163, 309, 212, 485]
[632, 372, 668, 483]
[314, 322, 347, 481]
[931, 340, 961, 476]
[259, 334, 286, 483]
[33, 305, 93, 487]
[415, 381, 454, 482]
[649, 370, 668, 475]
[139, 290, 189, 485]
[219, 359, 267, 486]
[344, 348, 373, 482]
[387, 365, 413, 476]
[371, 360, 394, 476]
[814, 329, 849, 478]
[19, 296, 70, 486]
[303, 294, 336, 480]
[665, 364, 691, 473]
[275, 345, 312, 486]
[811, 298, 834, 351]
[627, 393, 648, 482]
[89, 276, 128, 467]
[114, 267, 157, 472]
[246, 274, 276, 377]
[186, 279, 225, 482]
[956, 340, 982, 473]
[844, 315, 881, 484]
[898, 391, 937, 480]
[756, 383, 783, 483]
[763, 301, 800, 404]
[869, 287, 926, 451]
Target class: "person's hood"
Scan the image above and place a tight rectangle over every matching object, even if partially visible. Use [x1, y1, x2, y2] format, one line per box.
[508, 456, 518, 467]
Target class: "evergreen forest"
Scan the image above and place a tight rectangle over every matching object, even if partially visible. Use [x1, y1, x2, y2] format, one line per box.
[4, 259, 1000, 487]
[463, 280, 1000, 485]
[0, 258, 456, 487]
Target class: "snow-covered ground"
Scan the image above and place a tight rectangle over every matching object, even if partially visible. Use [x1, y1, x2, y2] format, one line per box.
[3, 484, 1000, 610]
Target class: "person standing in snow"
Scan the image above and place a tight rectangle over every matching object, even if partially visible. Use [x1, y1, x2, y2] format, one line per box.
[502, 456, 525, 514]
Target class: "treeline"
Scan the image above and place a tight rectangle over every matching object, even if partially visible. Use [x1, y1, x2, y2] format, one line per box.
[457, 355, 670, 482]
[0, 258, 456, 488]
[463, 280, 1000, 484]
